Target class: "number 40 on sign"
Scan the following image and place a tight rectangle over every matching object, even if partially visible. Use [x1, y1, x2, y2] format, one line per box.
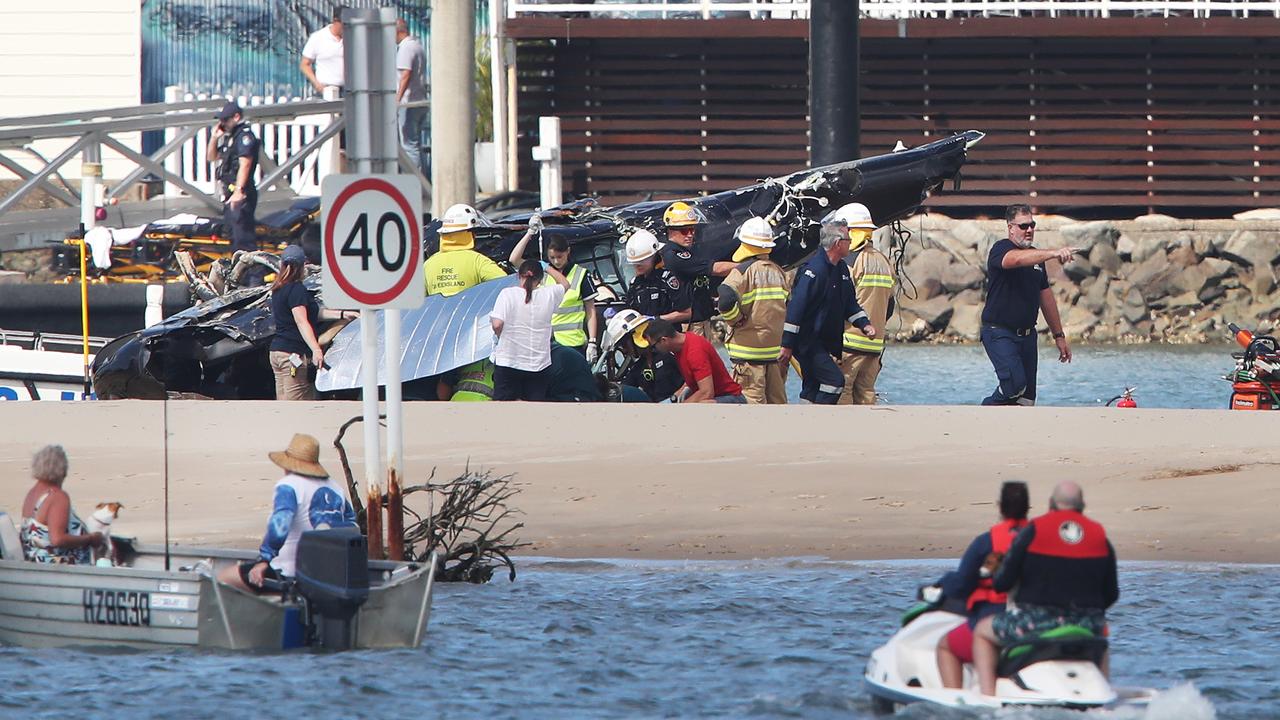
[321, 174, 424, 310]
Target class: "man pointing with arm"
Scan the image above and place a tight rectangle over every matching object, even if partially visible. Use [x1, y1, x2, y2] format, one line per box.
[980, 203, 1076, 406]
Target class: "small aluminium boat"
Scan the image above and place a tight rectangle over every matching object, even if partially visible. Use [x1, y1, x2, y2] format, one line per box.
[0, 513, 435, 651]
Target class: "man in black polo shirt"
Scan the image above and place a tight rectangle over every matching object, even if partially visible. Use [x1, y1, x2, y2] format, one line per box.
[980, 204, 1076, 406]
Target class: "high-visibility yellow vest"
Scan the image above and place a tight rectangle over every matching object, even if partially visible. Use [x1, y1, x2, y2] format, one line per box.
[843, 249, 894, 354]
[450, 360, 494, 402]
[549, 264, 589, 348]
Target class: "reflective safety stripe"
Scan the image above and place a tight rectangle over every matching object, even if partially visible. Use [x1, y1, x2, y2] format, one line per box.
[783, 322, 801, 333]
[818, 383, 842, 394]
[725, 342, 781, 361]
[843, 332, 885, 353]
[857, 273, 895, 289]
[721, 303, 742, 322]
[551, 265, 588, 347]
[454, 380, 494, 398]
[738, 287, 789, 305]
[846, 311, 868, 323]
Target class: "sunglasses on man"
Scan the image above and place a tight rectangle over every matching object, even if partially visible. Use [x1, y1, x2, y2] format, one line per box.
[1013, 221, 1036, 230]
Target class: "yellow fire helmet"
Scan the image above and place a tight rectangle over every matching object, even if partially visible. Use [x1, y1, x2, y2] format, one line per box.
[663, 201, 706, 228]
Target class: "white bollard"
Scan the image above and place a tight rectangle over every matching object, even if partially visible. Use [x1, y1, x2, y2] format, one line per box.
[533, 116, 562, 209]
[145, 285, 165, 328]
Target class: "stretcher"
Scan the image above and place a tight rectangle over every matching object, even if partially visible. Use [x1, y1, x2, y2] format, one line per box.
[54, 197, 320, 283]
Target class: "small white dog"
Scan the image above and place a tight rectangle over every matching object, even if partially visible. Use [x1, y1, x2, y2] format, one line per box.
[84, 502, 123, 566]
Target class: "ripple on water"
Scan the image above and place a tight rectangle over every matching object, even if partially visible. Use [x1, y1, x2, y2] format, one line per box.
[3, 560, 1275, 720]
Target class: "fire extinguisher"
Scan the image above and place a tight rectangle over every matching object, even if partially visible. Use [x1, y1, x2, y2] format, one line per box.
[1107, 387, 1137, 408]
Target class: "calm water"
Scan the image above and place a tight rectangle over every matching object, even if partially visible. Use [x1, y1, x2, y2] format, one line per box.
[4, 560, 1276, 719]
[780, 344, 1238, 409]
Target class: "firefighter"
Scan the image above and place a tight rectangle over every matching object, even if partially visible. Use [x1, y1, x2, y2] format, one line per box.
[778, 208, 876, 404]
[716, 217, 791, 404]
[836, 203, 896, 405]
[424, 203, 508, 296]
[622, 229, 691, 324]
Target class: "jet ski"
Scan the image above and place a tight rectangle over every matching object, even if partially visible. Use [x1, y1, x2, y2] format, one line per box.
[863, 598, 1154, 712]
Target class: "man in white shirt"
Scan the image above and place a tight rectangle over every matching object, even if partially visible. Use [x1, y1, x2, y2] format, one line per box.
[300, 6, 346, 95]
[395, 18, 429, 174]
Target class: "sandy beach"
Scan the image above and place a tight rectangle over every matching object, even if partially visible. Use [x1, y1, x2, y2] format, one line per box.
[1, 401, 1276, 563]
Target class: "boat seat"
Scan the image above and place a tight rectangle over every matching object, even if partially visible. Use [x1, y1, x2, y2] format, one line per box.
[0, 512, 25, 560]
[997, 624, 1108, 678]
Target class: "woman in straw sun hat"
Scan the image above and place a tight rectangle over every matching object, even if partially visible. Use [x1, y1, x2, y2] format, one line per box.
[218, 433, 357, 593]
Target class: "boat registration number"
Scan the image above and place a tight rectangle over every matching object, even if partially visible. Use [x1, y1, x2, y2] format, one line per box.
[82, 589, 151, 627]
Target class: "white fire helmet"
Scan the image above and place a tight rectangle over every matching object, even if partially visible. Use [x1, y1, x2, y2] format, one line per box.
[821, 202, 876, 231]
[736, 217, 777, 248]
[602, 309, 653, 353]
[439, 203, 480, 234]
[624, 228, 662, 264]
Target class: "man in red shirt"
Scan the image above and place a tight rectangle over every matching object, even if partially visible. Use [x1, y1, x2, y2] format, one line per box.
[644, 319, 746, 403]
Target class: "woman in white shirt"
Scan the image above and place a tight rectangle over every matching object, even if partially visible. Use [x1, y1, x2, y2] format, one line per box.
[490, 259, 570, 400]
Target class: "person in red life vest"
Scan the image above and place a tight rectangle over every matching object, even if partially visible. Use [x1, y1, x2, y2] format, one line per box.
[971, 481, 1119, 696]
[931, 481, 1031, 688]
[643, 319, 746, 404]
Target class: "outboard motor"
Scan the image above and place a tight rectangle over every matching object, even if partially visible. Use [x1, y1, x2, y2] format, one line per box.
[293, 528, 370, 650]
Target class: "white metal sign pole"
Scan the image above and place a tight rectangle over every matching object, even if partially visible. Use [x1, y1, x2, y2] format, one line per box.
[375, 10, 404, 503]
[345, 8, 384, 557]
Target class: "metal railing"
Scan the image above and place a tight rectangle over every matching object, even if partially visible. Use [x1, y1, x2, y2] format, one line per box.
[0, 93, 344, 221]
[508, 0, 1280, 19]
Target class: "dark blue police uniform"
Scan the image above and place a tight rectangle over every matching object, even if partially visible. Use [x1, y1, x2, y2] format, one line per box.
[781, 252, 871, 404]
[218, 122, 261, 253]
[980, 239, 1049, 405]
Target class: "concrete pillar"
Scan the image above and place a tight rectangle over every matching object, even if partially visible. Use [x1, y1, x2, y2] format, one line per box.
[430, 0, 476, 215]
[809, 0, 860, 167]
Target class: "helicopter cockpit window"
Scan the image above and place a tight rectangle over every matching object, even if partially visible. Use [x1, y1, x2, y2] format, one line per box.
[571, 237, 631, 302]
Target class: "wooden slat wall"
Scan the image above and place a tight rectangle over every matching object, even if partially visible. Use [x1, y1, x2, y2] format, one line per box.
[516, 35, 1280, 213]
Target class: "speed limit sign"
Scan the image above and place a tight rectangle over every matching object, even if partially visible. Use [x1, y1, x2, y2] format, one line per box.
[321, 174, 424, 309]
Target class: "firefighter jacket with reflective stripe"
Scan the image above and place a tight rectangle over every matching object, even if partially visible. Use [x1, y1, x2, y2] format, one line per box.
[717, 257, 790, 363]
[782, 252, 870, 357]
[450, 360, 494, 401]
[994, 509, 1119, 611]
[549, 264, 590, 348]
[965, 518, 1028, 611]
[843, 248, 895, 354]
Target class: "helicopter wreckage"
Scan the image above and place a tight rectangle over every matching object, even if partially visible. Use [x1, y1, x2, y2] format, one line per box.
[91, 130, 983, 400]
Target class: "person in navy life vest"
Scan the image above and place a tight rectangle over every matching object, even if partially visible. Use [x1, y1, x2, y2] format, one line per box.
[970, 481, 1119, 696]
[931, 481, 1031, 689]
[980, 204, 1078, 406]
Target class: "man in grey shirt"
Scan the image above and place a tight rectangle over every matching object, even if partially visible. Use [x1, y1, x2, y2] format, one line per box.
[395, 19, 429, 175]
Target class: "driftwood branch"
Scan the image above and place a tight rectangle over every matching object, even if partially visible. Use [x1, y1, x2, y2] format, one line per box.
[333, 416, 526, 583]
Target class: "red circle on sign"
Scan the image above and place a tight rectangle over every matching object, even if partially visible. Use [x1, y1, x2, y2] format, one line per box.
[323, 177, 421, 306]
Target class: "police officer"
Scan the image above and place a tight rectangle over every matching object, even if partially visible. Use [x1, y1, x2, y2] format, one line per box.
[207, 102, 261, 257]
[622, 229, 692, 324]
[777, 209, 876, 404]
[659, 202, 736, 336]
[971, 481, 1118, 696]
